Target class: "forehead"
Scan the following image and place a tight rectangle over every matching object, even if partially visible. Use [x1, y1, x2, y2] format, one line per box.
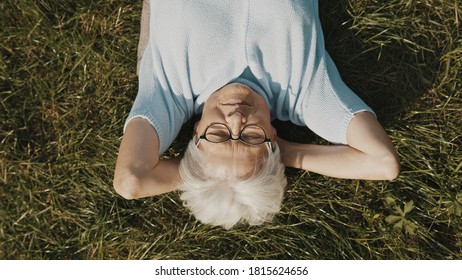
[199, 141, 267, 179]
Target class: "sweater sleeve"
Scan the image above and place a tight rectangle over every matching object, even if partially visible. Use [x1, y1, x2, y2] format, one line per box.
[301, 51, 376, 145]
[124, 40, 188, 155]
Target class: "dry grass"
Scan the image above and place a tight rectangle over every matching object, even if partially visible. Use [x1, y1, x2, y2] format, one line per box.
[1, 0, 461, 259]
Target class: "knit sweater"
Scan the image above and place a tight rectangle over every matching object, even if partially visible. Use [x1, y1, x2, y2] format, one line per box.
[125, 0, 375, 154]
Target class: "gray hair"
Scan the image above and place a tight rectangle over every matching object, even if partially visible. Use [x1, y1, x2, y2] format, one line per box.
[177, 140, 287, 229]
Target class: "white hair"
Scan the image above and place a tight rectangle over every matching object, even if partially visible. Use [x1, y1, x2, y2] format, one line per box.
[178, 140, 287, 229]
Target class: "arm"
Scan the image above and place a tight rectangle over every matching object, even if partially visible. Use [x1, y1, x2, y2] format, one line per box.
[277, 112, 400, 180]
[113, 118, 180, 199]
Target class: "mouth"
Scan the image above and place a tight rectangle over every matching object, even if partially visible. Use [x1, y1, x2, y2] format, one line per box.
[221, 99, 252, 106]
[214, 83, 256, 106]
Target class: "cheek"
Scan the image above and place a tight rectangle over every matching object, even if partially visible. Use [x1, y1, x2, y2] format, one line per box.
[251, 110, 271, 125]
[194, 119, 207, 136]
[195, 109, 222, 133]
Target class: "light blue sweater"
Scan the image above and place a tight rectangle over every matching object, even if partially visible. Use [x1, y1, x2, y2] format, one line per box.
[125, 0, 375, 154]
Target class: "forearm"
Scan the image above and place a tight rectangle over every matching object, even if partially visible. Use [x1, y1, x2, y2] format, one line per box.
[113, 118, 181, 199]
[115, 158, 181, 199]
[277, 112, 400, 180]
[278, 139, 399, 180]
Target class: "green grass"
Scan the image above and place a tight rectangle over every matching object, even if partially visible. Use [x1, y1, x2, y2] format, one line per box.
[1, 0, 461, 259]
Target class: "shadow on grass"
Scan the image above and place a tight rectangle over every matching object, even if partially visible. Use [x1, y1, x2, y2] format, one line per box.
[273, 1, 438, 139]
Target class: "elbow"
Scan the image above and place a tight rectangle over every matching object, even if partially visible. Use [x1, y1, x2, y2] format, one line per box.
[113, 172, 142, 200]
[380, 153, 400, 181]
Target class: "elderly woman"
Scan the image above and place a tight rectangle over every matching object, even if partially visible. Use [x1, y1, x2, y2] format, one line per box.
[114, 0, 400, 229]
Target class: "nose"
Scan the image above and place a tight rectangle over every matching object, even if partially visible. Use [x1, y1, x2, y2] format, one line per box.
[225, 111, 247, 137]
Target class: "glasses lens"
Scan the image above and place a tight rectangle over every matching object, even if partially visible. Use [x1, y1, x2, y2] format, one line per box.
[205, 123, 230, 143]
[241, 125, 266, 144]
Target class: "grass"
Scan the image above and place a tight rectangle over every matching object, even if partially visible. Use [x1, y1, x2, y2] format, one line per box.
[1, 0, 461, 259]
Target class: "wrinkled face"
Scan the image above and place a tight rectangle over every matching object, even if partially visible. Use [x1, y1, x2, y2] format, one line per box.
[195, 83, 276, 179]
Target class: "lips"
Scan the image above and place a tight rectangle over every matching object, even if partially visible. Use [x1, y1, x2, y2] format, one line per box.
[221, 99, 251, 106]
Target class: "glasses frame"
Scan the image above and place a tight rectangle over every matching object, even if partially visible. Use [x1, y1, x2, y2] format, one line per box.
[195, 123, 274, 153]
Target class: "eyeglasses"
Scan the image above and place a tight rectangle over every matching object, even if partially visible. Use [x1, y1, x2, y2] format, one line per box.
[196, 123, 273, 153]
